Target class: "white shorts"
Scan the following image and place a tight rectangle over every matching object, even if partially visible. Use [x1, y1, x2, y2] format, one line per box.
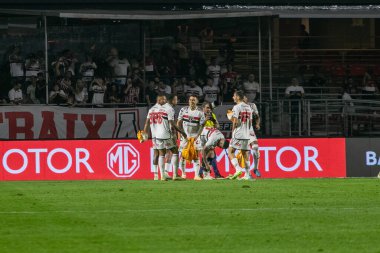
[230, 139, 250, 151]
[179, 136, 202, 151]
[249, 135, 258, 145]
[153, 138, 176, 150]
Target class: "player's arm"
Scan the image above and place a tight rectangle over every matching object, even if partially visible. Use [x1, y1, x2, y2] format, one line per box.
[170, 120, 187, 139]
[253, 113, 260, 130]
[202, 146, 213, 171]
[143, 117, 150, 136]
[212, 113, 220, 129]
[231, 116, 238, 132]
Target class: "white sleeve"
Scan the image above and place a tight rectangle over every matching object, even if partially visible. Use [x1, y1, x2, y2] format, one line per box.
[178, 108, 184, 120]
[199, 111, 206, 125]
[232, 105, 239, 119]
[168, 108, 175, 121]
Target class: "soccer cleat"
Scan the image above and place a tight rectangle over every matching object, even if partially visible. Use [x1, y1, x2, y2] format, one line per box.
[164, 172, 171, 179]
[253, 169, 261, 177]
[194, 176, 203, 181]
[230, 171, 243, 180]
[154, 173, 159, 181]
[203, 172, 214, 180]
[181, 174, 187, 179]
[173, 175, 185, 181]
[215, 175, 225, 180]
[239, 175, 255, 181]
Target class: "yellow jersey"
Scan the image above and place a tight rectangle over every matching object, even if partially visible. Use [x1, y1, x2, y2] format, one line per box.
[204, 113, 217, 128]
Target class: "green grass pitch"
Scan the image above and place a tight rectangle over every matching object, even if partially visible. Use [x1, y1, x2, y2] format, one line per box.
[0, 179, 380, 253]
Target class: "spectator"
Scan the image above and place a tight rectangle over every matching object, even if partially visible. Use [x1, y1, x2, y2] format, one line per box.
[123, 78, 140, 105]
[243, 73, 261, 102]
[361, 76, 378, 100]
[285, 78, 305, 133]
[107, 48, 130, 91]
[90, 76, 107, 107]
[105, 83, 120, 104]
[26, 76, 40, 104]
[36, 73, 47, 104]
[73, 79, 88, 105]
[8, 81, 23, 104]
[9, 46, 24, 82]
[52, 49, 71, 78]
[25, 53, 42, 81]
[185, 78, 203, 100]
[158, 80, 171, 96]
[206, 57, 221, 86]
[49, 83, 68, 105]
[203, 77, 220, 104]
[172, 77, 188, 103]
[145, 80, 159, 107]
[59, 71, 74, 104]
[199, 26, 214, 49]
[80, 54, 97, 83]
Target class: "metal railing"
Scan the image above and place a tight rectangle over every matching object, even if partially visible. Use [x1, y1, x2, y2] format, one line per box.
[258, 98, 380, 137]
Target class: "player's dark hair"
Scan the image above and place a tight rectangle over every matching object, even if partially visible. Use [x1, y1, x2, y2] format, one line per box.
[234, 90, 245, 100]
[167, 94, 177, 103]
[222, 140, 230, 149]
[202, 101, 212, 109]
[189, 94, 198, 100]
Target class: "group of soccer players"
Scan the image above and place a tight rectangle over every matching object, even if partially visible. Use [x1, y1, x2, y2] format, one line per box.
[141, 90, 261, 181]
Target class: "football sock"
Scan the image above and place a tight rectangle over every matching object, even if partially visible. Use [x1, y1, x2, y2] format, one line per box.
[179, 158, 186, 177]
[164, 162, 171, 173]
[159, 156, 165, 179]
[172, 154, 179, 176]
[152, 164, 158, 178]
[194, 159, 200, 177]
[245, 160, 251, 176]
[231, 158, 243, 172]
[253, 148, 260, 171]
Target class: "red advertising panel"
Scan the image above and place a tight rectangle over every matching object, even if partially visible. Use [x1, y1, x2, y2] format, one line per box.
[0, 138, 346, 181]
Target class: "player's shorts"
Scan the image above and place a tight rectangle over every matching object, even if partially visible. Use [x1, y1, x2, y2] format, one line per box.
[249, 134, 258, 145]
[179, 136, 202, 151]
[152, 138, 176, 150]
[166, 136, 178, 150]
[230, 138, 250, 151]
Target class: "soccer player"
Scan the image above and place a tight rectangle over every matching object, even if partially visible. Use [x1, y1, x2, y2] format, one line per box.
[143, 94, 186, 180]
[228, 90, 253, 180]
[162, 94, 183, 180]
[243, 95, 261, 178]
[198, 101, 224, 179]
[199, 127, 229, 180]
[177, 95, 206, 180]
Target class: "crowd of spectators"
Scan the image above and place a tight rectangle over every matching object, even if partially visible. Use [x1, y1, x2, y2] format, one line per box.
[0, 28, 262, 107]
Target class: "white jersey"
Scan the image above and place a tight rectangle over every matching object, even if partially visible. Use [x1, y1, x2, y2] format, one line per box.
[243, 81, 260, 101]
[200, 127, 225, 149]
[185, 85, 203, 99]
[232, 102, 253, 140]
[248, 102, 259, 136]
[147, 103, 174, 139]
[203, 85, 220, 103]
[178, 106, 205, 137]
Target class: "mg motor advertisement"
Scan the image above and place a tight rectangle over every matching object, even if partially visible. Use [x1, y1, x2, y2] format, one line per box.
[0, 138, 346, 180]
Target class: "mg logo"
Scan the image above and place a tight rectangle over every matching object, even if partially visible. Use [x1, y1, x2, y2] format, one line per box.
[107, 143, 140, 178]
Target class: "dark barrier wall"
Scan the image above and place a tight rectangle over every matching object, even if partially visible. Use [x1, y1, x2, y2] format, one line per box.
[346, 138, 380, 177]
